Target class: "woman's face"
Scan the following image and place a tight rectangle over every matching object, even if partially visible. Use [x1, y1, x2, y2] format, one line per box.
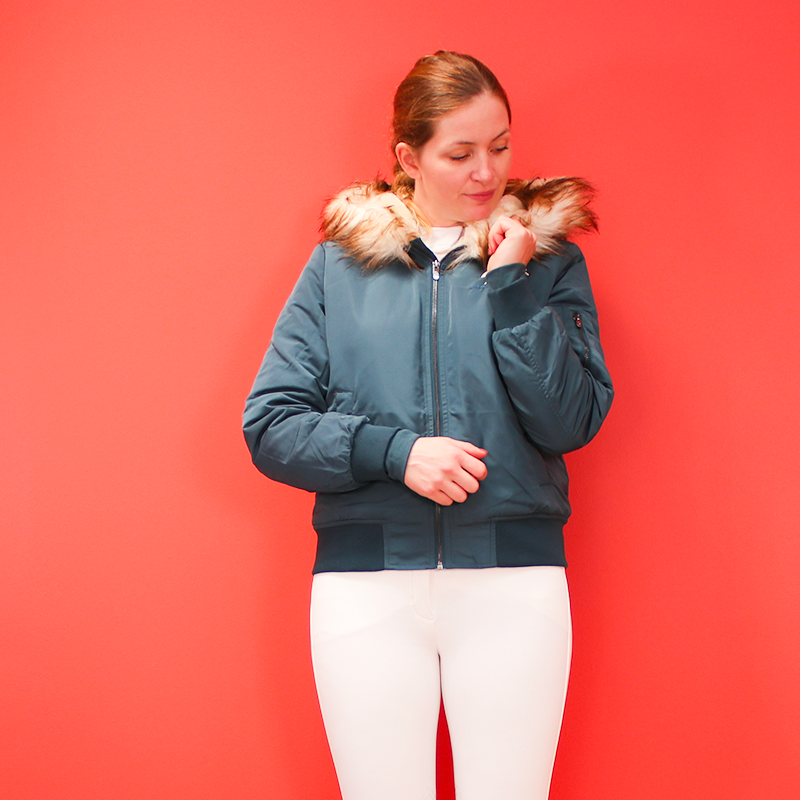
[397, 92, 512, 227]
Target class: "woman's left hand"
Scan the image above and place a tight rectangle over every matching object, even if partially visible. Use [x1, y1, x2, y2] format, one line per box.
[486, 216, 536, 272]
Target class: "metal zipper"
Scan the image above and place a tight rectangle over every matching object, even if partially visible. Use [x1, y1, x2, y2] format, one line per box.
[431, 259, 444, 569]
[572, 311, 590, 367]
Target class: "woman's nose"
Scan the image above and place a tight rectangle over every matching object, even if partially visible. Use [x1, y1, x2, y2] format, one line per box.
[471, 157, 494, 183]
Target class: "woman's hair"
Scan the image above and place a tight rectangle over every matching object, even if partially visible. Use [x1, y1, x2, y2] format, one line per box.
[391, 51, 511, 199]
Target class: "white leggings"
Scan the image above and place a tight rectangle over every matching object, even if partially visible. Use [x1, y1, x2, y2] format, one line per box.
[310, 566, 572, 800]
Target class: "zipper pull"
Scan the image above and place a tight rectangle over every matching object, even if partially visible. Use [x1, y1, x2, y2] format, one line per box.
[572, 312, 590, 366]
[432, 259, 440, 281]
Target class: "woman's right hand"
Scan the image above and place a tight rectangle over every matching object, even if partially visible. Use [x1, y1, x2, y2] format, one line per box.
[403, 437, 488, 505]
[486, 215, 536, 272]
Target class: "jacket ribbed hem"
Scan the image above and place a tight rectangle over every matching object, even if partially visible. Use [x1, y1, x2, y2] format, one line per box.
[311, 516, 567, 574]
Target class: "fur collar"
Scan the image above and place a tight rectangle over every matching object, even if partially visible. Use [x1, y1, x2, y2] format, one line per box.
[321, 177, 597, 269]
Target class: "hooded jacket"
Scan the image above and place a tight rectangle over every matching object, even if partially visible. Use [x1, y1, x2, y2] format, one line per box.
[244, 178, 614, 573]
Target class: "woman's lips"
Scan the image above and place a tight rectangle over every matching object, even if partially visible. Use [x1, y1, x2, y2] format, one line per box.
[465, 191, 496, 202]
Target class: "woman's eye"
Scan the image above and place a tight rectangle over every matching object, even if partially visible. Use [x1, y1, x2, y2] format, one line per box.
[450, 154, 468, 161]
[493, 146, 509, 154]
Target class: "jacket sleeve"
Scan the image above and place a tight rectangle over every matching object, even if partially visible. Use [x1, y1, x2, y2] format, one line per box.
[486, 242, 614, 455]
[243, 245, 417, 493]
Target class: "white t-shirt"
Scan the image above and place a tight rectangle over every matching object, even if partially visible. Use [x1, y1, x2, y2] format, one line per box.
[420, 226, 464, 260]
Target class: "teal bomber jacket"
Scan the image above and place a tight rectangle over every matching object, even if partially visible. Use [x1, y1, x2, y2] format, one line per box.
[243, 179, 614, 572]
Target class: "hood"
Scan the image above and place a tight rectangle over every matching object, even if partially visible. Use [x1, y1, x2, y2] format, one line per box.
[321, 177, 597, 270]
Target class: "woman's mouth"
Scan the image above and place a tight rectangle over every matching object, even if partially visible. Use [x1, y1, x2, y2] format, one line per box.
[465, 191, 496, 202]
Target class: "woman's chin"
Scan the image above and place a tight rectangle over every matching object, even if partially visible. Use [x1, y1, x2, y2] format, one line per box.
[462, 205, 498, 223]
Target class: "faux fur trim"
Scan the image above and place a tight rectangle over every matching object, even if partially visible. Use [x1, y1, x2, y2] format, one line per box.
[320, 177, 597, 270]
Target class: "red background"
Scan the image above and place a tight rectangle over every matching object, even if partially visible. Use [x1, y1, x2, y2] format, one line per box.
[2, 1, 799, 798]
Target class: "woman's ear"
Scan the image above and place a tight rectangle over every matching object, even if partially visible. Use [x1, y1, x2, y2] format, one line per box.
[395, 142, 421, 180]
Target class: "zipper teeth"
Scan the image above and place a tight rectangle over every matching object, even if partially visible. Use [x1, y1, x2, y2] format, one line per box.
[432, 260, 441, 436]
[431, 259, 443, 568]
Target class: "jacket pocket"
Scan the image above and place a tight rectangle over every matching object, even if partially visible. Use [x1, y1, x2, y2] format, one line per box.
[571, 312, 590, 367]
[552, 304, 592, 368]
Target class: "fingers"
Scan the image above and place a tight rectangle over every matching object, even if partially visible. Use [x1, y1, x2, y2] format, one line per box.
[486, 215, 536, 269]
[429, 482, 466, 506]
[452, 468, 481, 495]
[403, 437, 488, 504]
[449, 441, 489, 482]
[452, 439, 488, 458]
[487, 225, 504, 256]
[487, 215, 516, 254]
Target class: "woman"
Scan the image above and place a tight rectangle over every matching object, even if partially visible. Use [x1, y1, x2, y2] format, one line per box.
[244, 51, 613, 800]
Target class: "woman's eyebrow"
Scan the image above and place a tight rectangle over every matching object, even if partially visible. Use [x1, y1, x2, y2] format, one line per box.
[451, 128, 511, 145]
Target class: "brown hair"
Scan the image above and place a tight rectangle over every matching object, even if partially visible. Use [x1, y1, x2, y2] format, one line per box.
[391, 51, 511, 200]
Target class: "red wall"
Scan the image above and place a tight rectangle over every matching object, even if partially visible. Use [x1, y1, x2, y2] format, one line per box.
[2, 1, 799, 798]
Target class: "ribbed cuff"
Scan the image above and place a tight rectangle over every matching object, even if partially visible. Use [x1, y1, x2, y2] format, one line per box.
[486, 262, 543, 329]
[351, 425, 401, 482]
[384, 429, 420, 482]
